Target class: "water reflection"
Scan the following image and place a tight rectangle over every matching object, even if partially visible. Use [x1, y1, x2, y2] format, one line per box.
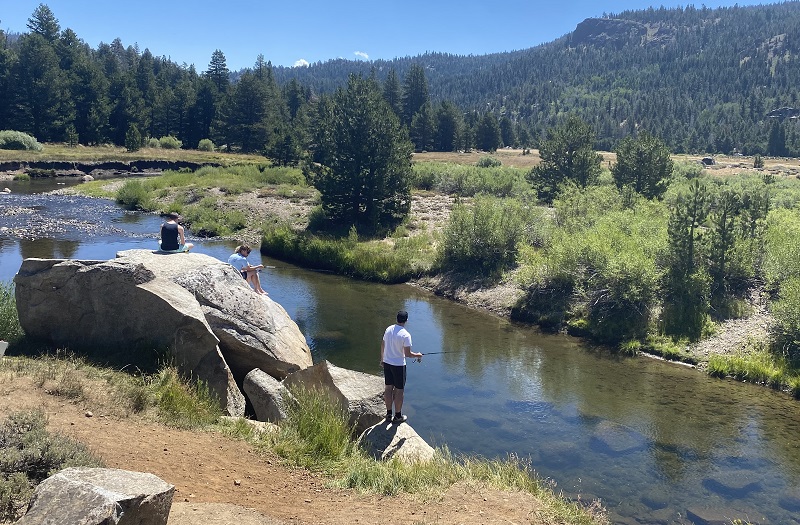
[2, 182, 800, 523]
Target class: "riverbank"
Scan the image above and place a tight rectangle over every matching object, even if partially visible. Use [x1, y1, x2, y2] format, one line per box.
[61, 177, 777, 370]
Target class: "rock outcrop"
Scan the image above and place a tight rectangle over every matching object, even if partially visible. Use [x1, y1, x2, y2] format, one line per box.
[117, 250, 312, 381]
[14, 250, 312, 415]
[359, 420, 435, 463]
[283, 360, 385, 435]
[17, 467, 174, 525]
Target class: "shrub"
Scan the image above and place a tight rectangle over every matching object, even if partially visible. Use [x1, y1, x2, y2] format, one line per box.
[12, 173, 30, 181]
[0, 411, 103, 522]
[159, 135, 182, 149]
[197, 138, 215, 151]
[476, 156, 502, 168]
[439, 196, 525, 276]
[0, 130, 42, 151]
[0, 282, 23, 343]
[115, 180, 152, 211]
[147, 137, 161, 148]
[754, 154, 764, 169]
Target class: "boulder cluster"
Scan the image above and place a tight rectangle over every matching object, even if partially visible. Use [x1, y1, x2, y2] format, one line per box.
[13, 249, 434, 523]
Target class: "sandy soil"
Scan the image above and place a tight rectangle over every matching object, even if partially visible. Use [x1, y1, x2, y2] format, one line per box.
[0, 375, 554, 525]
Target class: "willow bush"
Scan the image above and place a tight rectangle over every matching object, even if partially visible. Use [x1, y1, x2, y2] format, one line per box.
[439, 196, 527, 276]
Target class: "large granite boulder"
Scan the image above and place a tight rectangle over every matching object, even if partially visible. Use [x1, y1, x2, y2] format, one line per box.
[17, 467, 174, 525]
[243, 368, 294, 422]
[14, 250, 313, 415]
[14, 257, 244, 416]
[116, 250, 312, 381]
[283, 360, 385, 435]
[359, 420, 435, 463]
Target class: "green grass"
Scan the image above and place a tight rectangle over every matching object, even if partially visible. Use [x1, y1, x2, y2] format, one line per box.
[261, 223, 437, 283]
[707, 340, 800, 397]
[0, 282, 24, 344]
[0, 143, 266, 165]
[221, 387, 607, 525]
[0, 410, 104, 522]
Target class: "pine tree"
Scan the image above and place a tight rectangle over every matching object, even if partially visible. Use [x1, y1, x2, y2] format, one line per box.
[206, 50, 230, 94]
[27, 4, 61, 43]
[612, 130, 673, 199]
[529, 115, 602, 202]
[309, 74, 413, 234]
[401, 64, 430, 127]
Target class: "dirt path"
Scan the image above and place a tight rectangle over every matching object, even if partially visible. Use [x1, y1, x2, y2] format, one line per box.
[0, 374, 550, 525]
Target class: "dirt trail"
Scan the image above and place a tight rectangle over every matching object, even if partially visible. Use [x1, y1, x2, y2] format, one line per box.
[0, 374, 549, 525]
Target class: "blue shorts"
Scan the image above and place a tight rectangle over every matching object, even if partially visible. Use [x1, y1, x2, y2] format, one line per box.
[383, 363, 407, 389]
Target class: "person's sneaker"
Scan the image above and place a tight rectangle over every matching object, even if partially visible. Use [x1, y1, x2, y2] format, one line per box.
[385, 412, 393, 421]
[392, 414, 408, 424]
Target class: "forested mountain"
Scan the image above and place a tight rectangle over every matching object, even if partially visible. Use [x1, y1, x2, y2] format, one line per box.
[274, 2, 800, 155]
[2, 2, 800, 156]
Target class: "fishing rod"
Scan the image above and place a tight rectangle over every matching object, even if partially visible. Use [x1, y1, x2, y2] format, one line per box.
[421, 351, 458, 355]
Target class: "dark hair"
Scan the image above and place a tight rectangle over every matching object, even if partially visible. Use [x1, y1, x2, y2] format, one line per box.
[237, 244, 252, 254]
[397, 310, 409, 323]
[166, 212, 180, 220]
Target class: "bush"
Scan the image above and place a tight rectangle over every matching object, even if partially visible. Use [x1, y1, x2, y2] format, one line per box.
[159, 136, 182, 149]
[439, 196, 525, 276]
[476, 156, 502, 168]
[0, 282, 23, 343]
[754, 154, 764, 169]
[0, 130, 42, 151]
[147, 137, 161, 148]
[115, 180, 152, 211]
[0, 411, 103, 522]
[197, 138, 215, 151]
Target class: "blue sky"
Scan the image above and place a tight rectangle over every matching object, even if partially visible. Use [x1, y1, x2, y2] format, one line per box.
[4, 1, 752, 71]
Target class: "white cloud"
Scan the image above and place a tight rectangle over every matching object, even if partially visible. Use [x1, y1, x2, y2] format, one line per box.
[354, 51, 369, 60]
[293, 59, 309, 67]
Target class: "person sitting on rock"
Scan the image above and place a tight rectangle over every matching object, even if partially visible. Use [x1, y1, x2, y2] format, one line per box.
[159, 212, 194, 253]
[228, 244, 267, 295]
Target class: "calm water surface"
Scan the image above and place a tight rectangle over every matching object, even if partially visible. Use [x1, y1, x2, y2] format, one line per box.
[2, 180, 800, 524]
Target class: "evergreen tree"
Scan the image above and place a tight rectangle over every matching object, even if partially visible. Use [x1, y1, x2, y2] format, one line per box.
[663, 178, 710, 339]
[529, 115, 602, 202]
[409, 101, 435, 152]
[223, 71, 272, 152]
[499, 116, 516, 148]
[434, 101, 463, 152]
[612, 130, 673, 199]
[206, 49, 230, 94]
[13, 33, 66, 141]
[475, 113, 502, 152]
[309, 74, 413, 234]
[767, 120, 787, 156]
[125, 123, 142, 151]
[383, 68, 402, 119]
[401, 64, 430, 127]
[27, 4, 61, 43]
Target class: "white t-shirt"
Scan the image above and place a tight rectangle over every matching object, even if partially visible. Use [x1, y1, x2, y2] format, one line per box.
[383, 324, 412, 366]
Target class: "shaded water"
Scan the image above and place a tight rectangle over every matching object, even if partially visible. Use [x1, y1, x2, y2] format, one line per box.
[2, 180, 800, 524]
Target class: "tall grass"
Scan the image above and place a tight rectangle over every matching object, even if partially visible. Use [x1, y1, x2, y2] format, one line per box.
[707, 341, 800, 397]
[0, 282, 24, 343]
[149, 367, 221, 429]
[247, 386, 607, 524]
[261, 223, 436, 283]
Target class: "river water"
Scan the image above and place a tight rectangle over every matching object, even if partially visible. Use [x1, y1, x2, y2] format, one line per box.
[2, 179, 800, 524]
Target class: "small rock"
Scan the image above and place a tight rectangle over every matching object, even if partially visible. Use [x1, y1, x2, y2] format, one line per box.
[234, 479, 241, 486]
[84, 410, 93, 417]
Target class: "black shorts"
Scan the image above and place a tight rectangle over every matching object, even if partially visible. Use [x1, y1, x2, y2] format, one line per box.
[240, 271, 248, 279]
[383, 363, 407, 389]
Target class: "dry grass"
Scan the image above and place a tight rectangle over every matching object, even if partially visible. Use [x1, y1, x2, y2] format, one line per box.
[0, 143, 266, 166]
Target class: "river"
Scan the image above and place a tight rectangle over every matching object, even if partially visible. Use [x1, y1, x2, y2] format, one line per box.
[2, 179, 800, 524]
